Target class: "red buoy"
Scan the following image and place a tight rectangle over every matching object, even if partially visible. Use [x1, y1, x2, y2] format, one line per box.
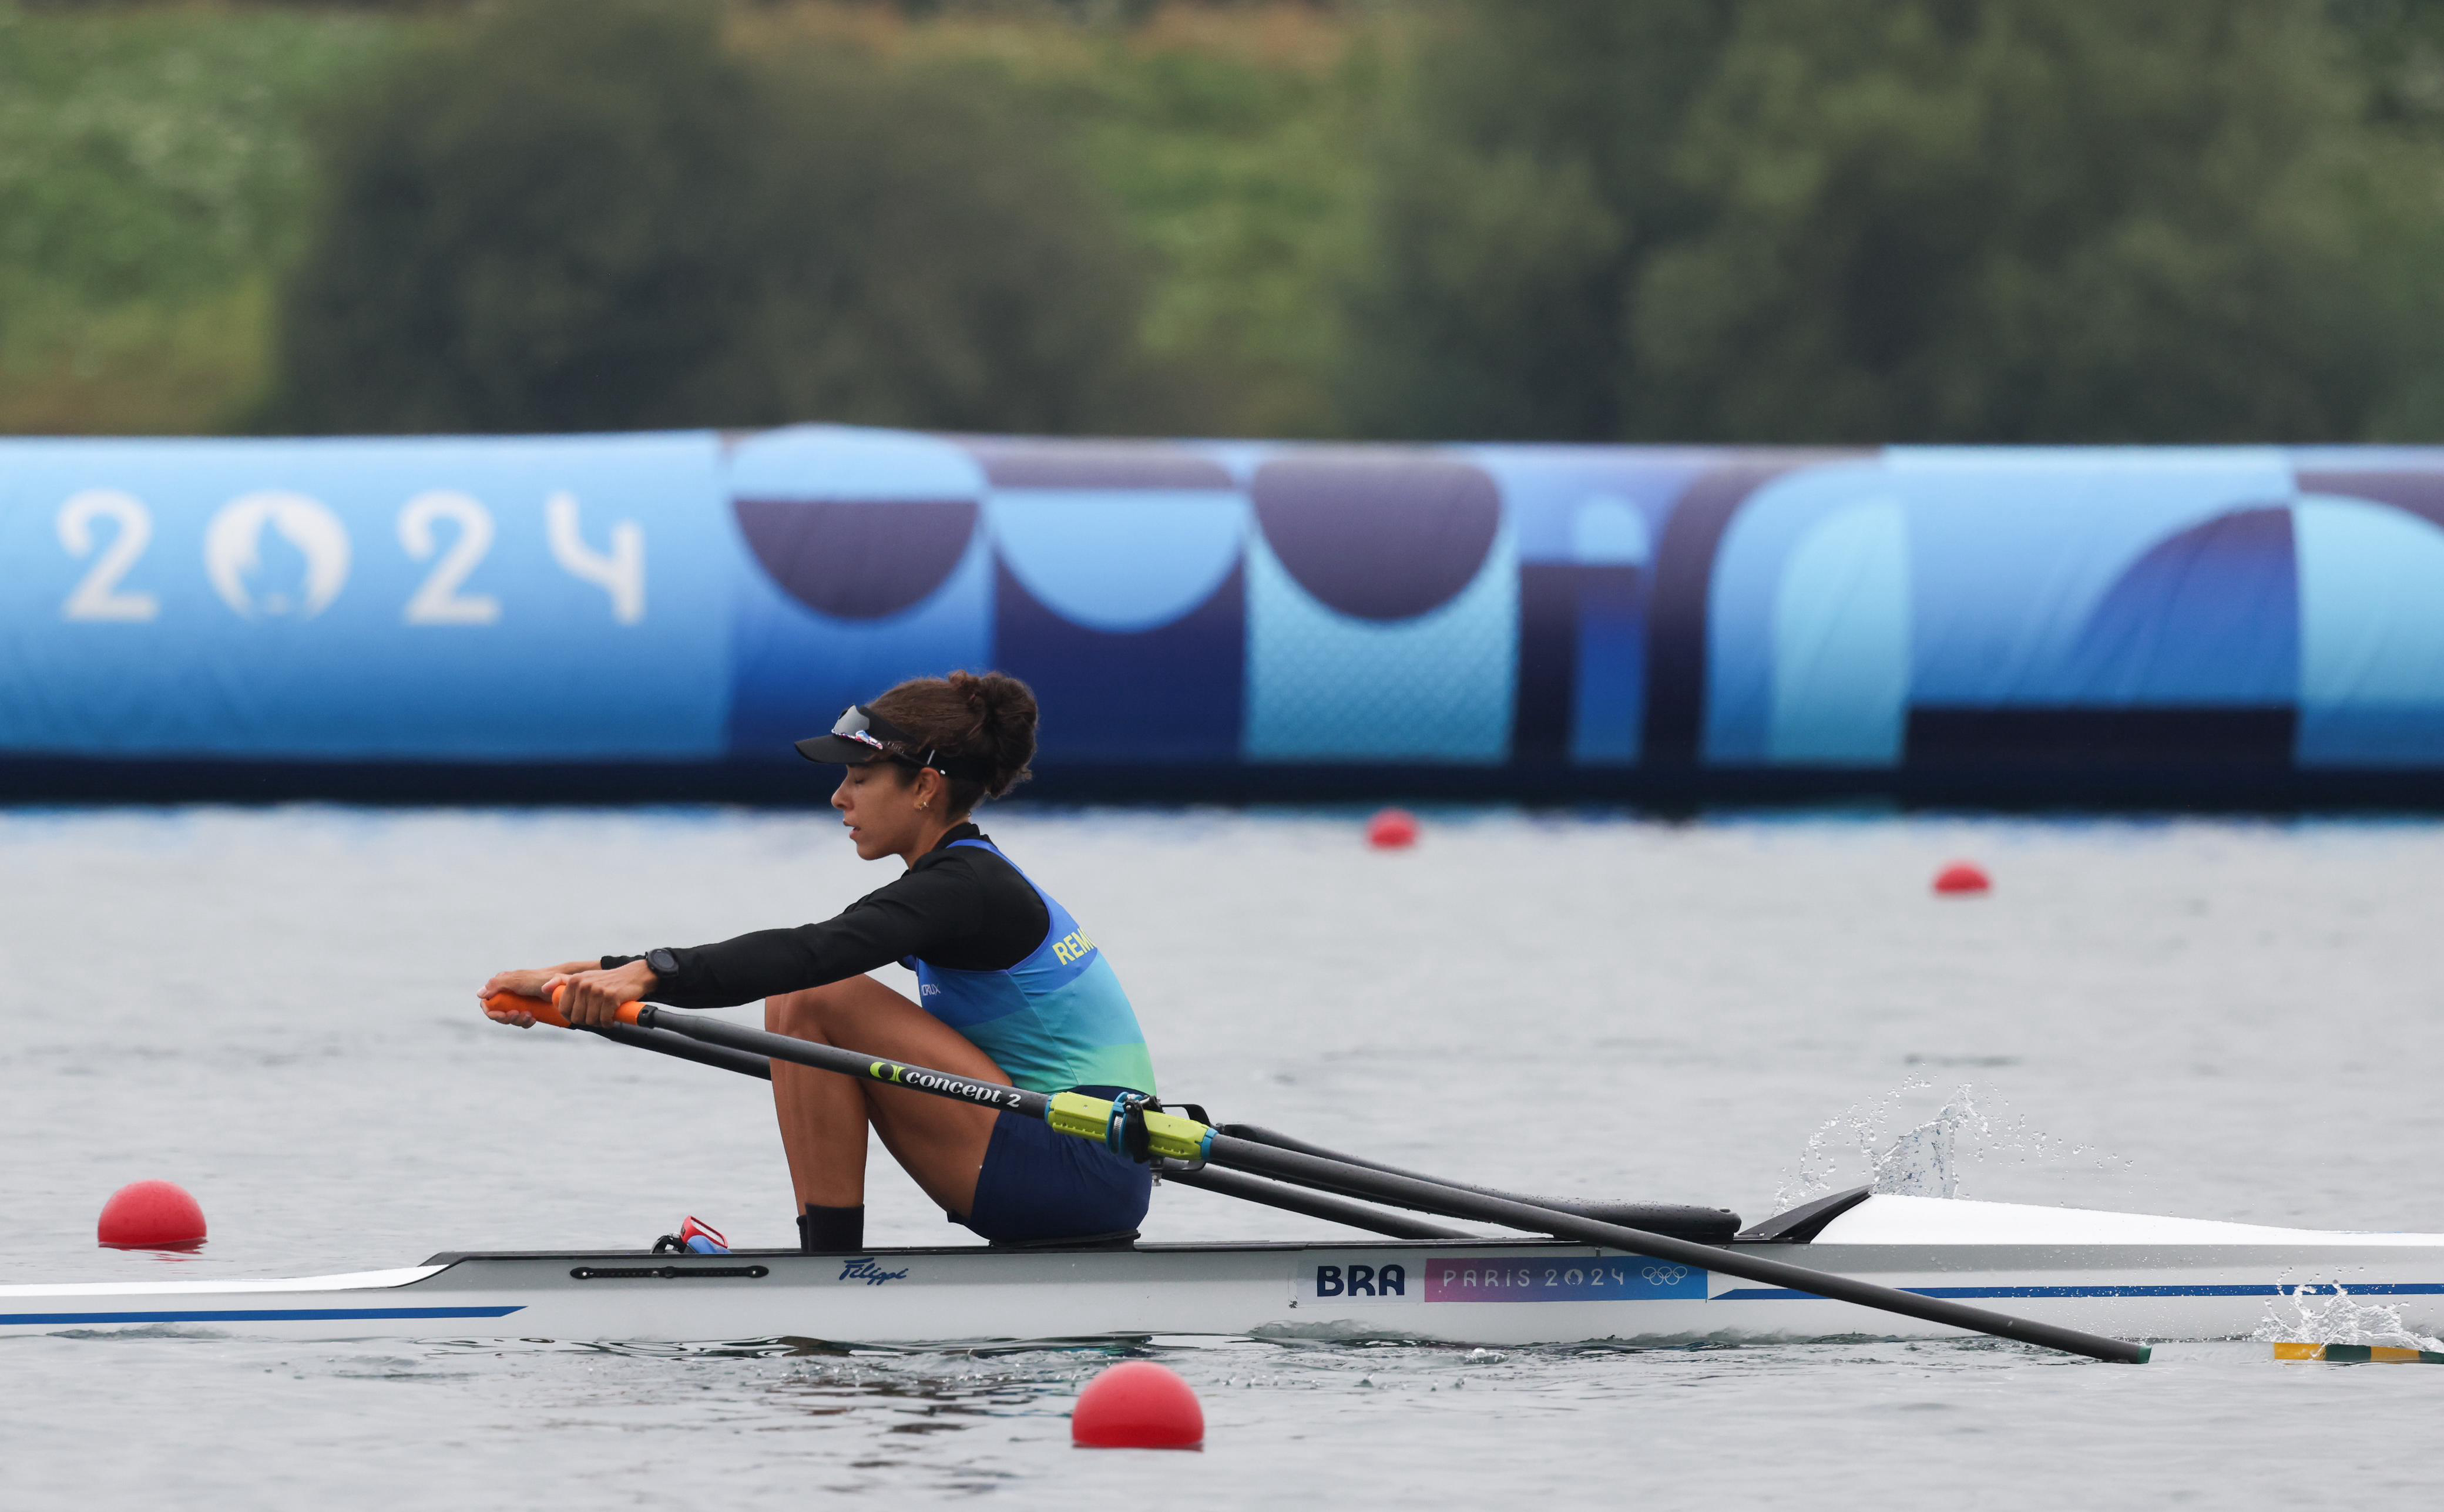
[97, 1180, 207, 1250]
[1366, 808, 1420, 849]
[1932, 861, 1992, 896]
[1072, 1360, 1204, 1449]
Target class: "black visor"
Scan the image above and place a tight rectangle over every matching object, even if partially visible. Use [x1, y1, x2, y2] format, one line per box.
[793, 705, 995, 781]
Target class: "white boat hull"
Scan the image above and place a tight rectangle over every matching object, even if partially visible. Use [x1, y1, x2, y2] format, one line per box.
[9, 1196, 2442, 1348]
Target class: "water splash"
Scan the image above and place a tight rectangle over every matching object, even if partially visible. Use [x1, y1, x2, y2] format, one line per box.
[2254, 1283, 2444, 1352]
[1870, 1102, 1964, 1198]
[1779, 1077, 1924, 1209]
[1777, 1081, 2120, 1210]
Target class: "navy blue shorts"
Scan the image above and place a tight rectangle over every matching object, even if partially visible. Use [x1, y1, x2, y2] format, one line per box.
[961, 1086, 1153, 1244]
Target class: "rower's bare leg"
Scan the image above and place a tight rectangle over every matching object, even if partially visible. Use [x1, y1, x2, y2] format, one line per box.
[764, 976, 1007, 1218]
[763, 997, 872, 1209]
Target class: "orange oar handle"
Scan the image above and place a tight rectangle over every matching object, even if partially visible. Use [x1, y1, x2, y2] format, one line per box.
[485, 990, 569, 1028]
[483, 989, 645, 1029]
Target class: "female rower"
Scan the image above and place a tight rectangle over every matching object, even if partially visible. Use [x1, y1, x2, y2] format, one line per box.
[478, 671, 1157, 1253]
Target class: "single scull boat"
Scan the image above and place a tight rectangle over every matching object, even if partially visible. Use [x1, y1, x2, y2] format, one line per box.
[15, 995, 2404, 1358]
[8, 1190, 2438, 1346]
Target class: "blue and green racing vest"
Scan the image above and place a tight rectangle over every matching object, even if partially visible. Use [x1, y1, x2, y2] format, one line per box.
[908, 839, 1158, 1097]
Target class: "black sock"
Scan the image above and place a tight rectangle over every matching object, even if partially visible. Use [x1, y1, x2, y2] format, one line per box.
[797, 1204, 864, 1254]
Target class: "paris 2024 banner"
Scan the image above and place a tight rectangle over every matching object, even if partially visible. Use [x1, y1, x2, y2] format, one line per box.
[5, 426, 2442, 804]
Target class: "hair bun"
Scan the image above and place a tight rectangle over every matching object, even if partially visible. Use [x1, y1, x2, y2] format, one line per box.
[870, 670, 1038, 805]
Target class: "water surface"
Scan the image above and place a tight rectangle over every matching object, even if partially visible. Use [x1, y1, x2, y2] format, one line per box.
[4, 808, 2438, 1506]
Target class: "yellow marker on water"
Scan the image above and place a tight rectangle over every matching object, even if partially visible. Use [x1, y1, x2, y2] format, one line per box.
[2274, 1342, 2444, 1364]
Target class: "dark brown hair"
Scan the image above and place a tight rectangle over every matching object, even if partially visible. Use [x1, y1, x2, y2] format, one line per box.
[867, 670, 1038, 815]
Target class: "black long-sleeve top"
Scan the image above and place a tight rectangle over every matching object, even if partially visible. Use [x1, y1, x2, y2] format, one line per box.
[607, 824, 1049, 1009]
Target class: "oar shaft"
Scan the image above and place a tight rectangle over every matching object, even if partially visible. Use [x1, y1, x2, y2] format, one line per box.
[595, 1022, 771, 1080]
[499, 995, 2148, 1363]
[505, 993, 1461, 1241]
[1159, 1164, 1469, 1241]
[1223, 1122, 1738, 1240]
[625, 1004, 1056, 1120]
[1207, 1135, 2148, 1364]
[489, 993, 773, 1080]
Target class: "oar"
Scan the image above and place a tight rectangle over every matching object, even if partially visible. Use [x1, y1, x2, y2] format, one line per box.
[1223, 1122, 1738, 1242]
[491, 993, 2148, 1364]
[489, 992, 1455, 1240]
[493, 993, 772, 1080]
[1154, 1165, 1468, 1241]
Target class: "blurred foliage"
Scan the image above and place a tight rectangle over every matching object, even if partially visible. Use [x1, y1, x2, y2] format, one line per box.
[18, 0, 2444, 441]
[1346, 0, 2444, 443]
[1337, 0, 1737, 441]
[268, 0, 1182, 434]
[2332, 0, 2444, 122]
[0, 0, 1369, 436]
[1644, 0, 2444, 443]
[729, 0, 1377, 434]
[14, 0, 1345, 14]
[0, 2, 401, 431]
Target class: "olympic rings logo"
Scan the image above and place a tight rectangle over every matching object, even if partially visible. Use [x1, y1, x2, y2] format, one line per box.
[1640, 1264, 1689, 1286]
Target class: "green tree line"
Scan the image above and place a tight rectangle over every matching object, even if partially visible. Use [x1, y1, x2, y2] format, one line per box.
[9, 0, 2444, 441]
[1350, 0, 2444, 443]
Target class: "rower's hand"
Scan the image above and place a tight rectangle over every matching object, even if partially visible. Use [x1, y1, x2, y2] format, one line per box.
[546, 959, 657, 1027]
[479, 967, 560, 1027]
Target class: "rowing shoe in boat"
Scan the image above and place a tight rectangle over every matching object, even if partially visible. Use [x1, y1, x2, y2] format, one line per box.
[7, 1190, 2439, 1346]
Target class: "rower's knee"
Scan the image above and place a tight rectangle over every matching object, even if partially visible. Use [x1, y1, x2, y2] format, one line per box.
[765, 985, 844, 1040]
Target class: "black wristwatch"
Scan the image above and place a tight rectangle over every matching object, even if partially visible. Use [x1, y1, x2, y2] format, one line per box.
[644, 947, 680, 980]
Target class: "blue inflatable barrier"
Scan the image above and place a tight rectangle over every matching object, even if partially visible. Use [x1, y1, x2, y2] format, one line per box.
[8, 428, 2444, 804]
